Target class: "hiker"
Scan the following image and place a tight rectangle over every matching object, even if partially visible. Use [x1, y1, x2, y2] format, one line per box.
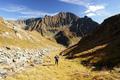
[54, 55, 59, 65]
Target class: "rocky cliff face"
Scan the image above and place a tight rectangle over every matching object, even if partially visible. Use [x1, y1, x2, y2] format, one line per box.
[61, 14, 120, 69]
[27, 12, 98, 37]
[17, 12, 99, 46]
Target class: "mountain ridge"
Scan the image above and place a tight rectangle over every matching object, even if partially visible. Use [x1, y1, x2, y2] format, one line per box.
[16, 12, 99, 46]
[61, 13, 120, 69]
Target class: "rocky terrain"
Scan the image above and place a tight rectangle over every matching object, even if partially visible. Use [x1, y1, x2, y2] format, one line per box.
[5, 48, 120, 80]
[0, 46, 56, 79]
[16, 12, 99, 46]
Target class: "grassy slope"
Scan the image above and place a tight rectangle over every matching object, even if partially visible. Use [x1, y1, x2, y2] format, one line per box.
[5, 49, 116, 80]
[60, 14, 120, 69]
[0, 23, 60, 48]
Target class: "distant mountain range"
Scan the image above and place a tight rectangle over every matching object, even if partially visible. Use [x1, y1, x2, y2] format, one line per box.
[16, 12, 99, 46]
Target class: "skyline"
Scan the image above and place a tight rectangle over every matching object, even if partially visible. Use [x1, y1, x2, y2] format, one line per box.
[0, 0, 120, 23]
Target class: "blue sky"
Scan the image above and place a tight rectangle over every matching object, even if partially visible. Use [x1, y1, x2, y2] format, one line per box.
[0, 0, 120, 23]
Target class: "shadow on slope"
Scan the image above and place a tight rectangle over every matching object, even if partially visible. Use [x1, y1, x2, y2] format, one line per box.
[60, 14, 120, 69]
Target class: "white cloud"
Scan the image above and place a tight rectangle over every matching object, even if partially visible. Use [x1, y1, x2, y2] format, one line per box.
[0, 4, 58, 19]
[0, 5, 26, 12]
[18, 12, 58, 19]
[86, 8, 111, 19]
[5, 17, 17, 20]
[86, 13, 96, 17]
[59, 0, 106, 17]
[85, 5, 105, 17]
[59, 0, 89, 7]
[85, 5, 105, 13]
[20, 10, 58, 17]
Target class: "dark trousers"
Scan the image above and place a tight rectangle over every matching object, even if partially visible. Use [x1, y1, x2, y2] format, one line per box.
[55, 59, 58, 65]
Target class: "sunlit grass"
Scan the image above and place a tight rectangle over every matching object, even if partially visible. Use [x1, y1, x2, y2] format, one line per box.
[5, 50, 111, 80]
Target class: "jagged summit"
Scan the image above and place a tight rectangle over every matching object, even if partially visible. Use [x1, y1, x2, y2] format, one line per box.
[56, 12, 79, 18]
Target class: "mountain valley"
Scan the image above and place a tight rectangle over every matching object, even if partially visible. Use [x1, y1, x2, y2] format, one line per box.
[0, 12, 120, 80]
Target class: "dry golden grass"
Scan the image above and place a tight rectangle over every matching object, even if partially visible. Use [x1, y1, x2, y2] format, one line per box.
[5, 50, 88, 80]
[0, 25, 62, 48]
[5, 49, 114, 80]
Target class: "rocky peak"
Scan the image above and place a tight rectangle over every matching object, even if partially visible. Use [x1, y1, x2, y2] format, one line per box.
[16, 12, 99, 46]
[40, 12, 79, 28]
[57, 12, 79, 19]
[84, 16, 88, 18]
